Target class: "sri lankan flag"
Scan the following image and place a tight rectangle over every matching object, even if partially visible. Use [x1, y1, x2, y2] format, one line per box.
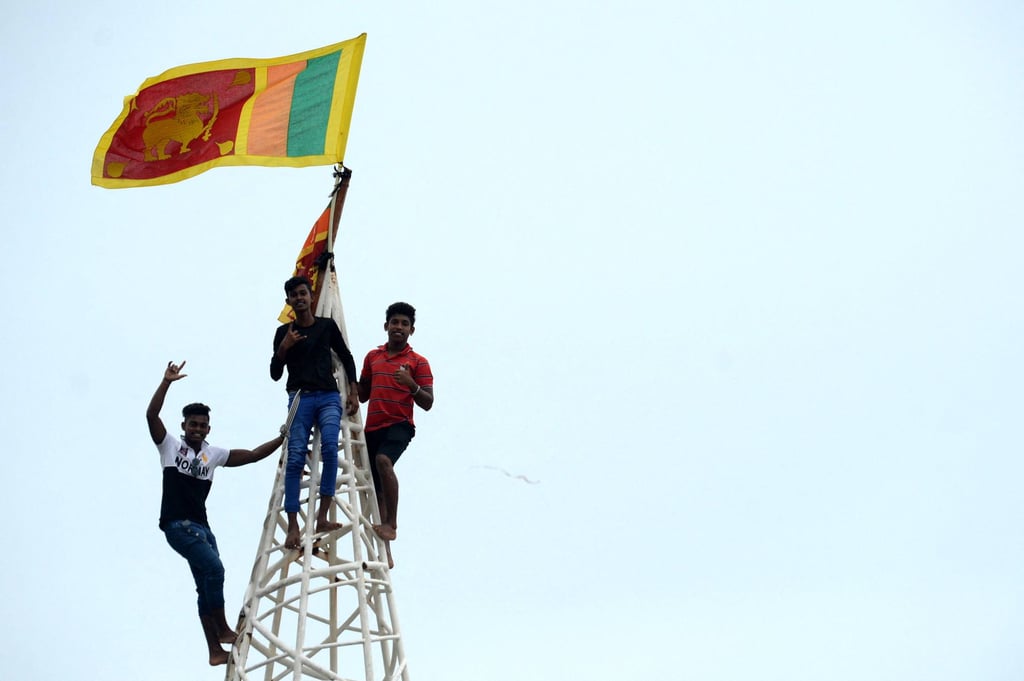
[278, 202, 333, 324]
[278, 169, 351, 323]
[92, 35, 366, 188]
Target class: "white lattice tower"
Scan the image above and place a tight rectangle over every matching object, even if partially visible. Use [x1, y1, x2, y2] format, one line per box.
[226, 267, 408, 680]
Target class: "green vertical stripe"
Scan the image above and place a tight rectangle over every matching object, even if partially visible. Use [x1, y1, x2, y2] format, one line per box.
[287, 50, 342, 156]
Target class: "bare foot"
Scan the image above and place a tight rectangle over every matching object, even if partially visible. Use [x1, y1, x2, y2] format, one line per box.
[315, 520, 344, 534]
[284, 527, 302, 551]
[218, 628, 237, 645]
[373, 524, 397, 541]
[209, 649, 229, 666]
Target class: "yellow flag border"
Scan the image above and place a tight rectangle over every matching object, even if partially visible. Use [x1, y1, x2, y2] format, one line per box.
[91, 34, 366, 189]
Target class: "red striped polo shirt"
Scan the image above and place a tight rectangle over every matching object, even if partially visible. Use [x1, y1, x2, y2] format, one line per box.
[361, 344, 433, 432]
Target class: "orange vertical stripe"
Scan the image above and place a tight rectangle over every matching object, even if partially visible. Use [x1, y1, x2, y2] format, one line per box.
[247, 62, 306, 156]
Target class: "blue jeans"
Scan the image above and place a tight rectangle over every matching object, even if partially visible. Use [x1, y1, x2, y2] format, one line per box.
[286, 390, 342, 513]
[163, 520, 225, 616]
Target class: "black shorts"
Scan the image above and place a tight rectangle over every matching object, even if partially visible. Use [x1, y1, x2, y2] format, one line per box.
[366, 422, 415, 486]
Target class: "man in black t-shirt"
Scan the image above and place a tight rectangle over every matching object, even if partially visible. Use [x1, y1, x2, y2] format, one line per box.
[271, 275, 360, 551]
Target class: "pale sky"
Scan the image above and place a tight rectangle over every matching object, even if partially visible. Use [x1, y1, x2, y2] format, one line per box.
[2, 1, 1023, 680]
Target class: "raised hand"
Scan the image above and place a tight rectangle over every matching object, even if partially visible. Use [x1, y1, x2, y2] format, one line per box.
[164, 360, 188, 382]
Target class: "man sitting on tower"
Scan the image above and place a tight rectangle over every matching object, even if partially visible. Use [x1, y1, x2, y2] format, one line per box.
[146, 360, 284, 666]
[270, 275, 360, 551]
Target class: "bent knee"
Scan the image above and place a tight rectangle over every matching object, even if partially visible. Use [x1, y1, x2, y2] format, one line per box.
[285, 453, 308, 473]
[198, 561, 225, 581]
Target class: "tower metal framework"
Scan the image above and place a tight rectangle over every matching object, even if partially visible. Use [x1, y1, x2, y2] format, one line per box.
[226, 199, 408, 681]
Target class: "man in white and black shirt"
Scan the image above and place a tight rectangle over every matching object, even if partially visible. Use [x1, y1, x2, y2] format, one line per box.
[146, 360, 283, 667]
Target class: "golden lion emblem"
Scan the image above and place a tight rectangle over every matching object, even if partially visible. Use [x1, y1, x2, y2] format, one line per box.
[142, 93, 219, 161]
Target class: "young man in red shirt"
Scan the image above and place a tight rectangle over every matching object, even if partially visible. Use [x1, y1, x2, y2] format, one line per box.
[358, 302, 434, 542]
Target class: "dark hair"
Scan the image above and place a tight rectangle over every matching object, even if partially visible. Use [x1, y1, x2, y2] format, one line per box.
[284, 275, 313, 295]
[386, 301, 416, 325]
[182, 402, 211, 419]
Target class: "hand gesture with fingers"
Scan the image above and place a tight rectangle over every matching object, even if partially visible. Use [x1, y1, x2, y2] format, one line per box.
[393, 364, 415, 390]
[279, 325, 306, 352]
[164, 361, 188, 382]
